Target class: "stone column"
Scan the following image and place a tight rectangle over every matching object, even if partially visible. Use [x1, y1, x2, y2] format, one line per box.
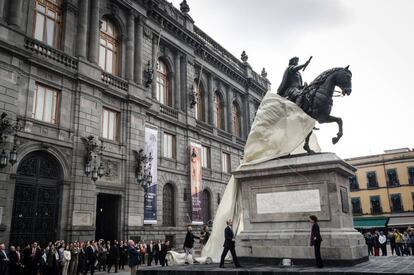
[125, 12, 135, 81]
[151, 35, 158, 98]
[134, 16, 144, 84]
[174, 54, 181, 109]
[208, 74, 214, 125]
[0, 0, 5, 20]
[88, 0, 100, 64]
[7, 0, 22, 27]
[227, 86, 233, 134]
[244, 95, 251, 139]
[76, 0, 89, 58]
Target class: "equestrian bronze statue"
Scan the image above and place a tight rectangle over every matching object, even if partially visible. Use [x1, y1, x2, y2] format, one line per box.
[278, 57, 352, 154]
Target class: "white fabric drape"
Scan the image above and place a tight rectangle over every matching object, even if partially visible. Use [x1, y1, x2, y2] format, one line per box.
[201, 91, 320, 263]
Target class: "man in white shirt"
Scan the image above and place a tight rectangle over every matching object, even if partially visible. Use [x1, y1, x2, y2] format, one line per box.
[378, 231, 387, 256]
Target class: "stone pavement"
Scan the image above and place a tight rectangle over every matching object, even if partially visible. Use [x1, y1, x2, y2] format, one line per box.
[138, 256, 414, 274]
[95, 267, 130, 275]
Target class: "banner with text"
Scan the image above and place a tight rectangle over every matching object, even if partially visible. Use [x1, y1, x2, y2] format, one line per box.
[144, 127, 158, 224]
[190, 142, 203, 225]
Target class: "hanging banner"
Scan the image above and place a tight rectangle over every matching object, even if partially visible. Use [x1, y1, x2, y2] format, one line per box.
[190, 142, 203, 225]
[144, 127, 158, 224]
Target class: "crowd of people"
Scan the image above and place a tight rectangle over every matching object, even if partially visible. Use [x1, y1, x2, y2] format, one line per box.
[364, 227, 414, 256]
[0, 238, 175, 275]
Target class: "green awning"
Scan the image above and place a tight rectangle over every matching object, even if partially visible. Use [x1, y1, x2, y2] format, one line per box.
[353, 217, 388, 229]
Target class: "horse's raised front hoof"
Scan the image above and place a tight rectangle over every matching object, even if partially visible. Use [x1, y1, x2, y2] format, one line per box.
[332, 137, 340, 144]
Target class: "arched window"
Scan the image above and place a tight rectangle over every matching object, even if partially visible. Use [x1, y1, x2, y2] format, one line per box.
[194, 80, 205, 121]
[202, 189, 212, 224]
[99, 18, 119, 75]
[33, 0, 62, 48]
[232, 101, 241, 137]
[156, 59, 172, 106]
[162, 183, 175, 226]
[214, 91, 224, 129]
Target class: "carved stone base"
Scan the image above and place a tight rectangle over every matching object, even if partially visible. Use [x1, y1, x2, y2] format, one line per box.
[233, 153, 367, 265]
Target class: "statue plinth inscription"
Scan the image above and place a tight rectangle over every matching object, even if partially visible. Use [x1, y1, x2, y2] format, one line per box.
[256, 189, 321, 214]
[234, 153, 368, 266]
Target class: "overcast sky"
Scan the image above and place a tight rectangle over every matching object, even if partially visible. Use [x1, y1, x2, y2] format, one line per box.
[171, 0, 414, 158]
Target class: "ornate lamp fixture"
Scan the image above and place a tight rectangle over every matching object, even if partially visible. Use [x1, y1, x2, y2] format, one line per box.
[0, 112, 22, 169]
[189, 85, 197, 108]
[144, 61, 154, 88]
[133, 149, 153, 192]
[81, 136, 105, 182]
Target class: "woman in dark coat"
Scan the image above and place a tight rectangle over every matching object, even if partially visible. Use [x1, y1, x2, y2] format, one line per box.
[309, 215, 323, 268]
[77, 242, 87, 275]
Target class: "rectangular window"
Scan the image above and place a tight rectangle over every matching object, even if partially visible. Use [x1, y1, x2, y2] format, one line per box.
[349, 175, 359, 190]
[32, 83, 59, 124]
[222, 152, 231, 173]
[162, 132, 176, 159]
[102, 108, 119, 141]
[370, 196, 382, 214]
[387, 169, 399, 187]
[412, 193, 414, 210]
[367, 171, 378, 188]
[351, 197, 362, 214]
[390, 193, 403, 212]
[408, 167, 414, 185]
[33, 0, 61, 47]
[201, 145, 210, 168]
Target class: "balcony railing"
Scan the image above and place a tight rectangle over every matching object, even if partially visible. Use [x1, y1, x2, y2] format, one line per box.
[367, 182, 379, 189]
[371, 206, 383, 214]
[352, 208, 362, 215]
[391, 205, 404, 213]
[350, 184, 359, 191]
[24, 37, 78, 69]
[387, 181, 400, 187]
[160, 105, 178, 119]
[101, 71, 128, 91]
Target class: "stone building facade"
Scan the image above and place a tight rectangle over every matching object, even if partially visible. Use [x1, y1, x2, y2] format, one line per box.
[0, 0, 269, 247]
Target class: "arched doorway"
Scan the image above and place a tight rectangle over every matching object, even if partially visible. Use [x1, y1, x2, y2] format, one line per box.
[10, 151, 63, 246]
[162, 183, 175, 226]
[202, 189, 212, 224]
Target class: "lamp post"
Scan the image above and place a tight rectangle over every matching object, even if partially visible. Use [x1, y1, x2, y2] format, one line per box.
[81, 136, 106, 182]
[0, 113, 22, 169]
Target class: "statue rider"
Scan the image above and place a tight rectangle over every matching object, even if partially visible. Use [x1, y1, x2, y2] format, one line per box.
[277, 56, 311, 102]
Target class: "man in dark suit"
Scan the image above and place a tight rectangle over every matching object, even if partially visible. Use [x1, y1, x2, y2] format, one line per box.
[309, 215, 323, 268]
[146, 240, 154, 266]
[30, 242, 41, 275]
[22, 244, 32, 275]
[159, 240, 170, 267]
[107, 241, 119, 273]
[183, 226, 199, 264]
[86, 241, 97, 275]
[153, 240, 160, 266]
[127, 241, 139, 275]
[219, 219, 241, 268]
[8, 245, 22, 275]
[0, 243, 9, 275]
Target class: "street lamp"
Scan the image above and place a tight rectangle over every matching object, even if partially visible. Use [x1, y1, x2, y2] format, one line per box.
[0, 113, 22, 169]
[81, 136, 105, 182]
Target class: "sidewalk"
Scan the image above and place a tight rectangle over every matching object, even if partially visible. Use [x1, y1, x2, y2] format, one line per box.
[139, 256, 414, 274]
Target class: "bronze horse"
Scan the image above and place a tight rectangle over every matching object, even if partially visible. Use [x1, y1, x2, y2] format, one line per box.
[285, 66, 352, 153]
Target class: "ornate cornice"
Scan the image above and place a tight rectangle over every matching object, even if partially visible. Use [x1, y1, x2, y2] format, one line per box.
[62, 1, 78, 16]
[148, 5, 268, 95]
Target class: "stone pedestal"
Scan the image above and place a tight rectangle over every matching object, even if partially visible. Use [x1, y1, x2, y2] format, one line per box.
[233, 153, 368, 266]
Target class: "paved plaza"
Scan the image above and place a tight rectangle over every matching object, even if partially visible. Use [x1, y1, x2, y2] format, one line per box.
[137, 256, 414, 274]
